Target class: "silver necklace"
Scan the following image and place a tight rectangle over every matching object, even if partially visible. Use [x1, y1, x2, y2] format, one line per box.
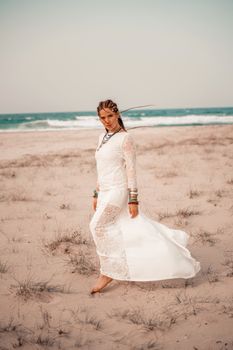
[97, 127, 122, 151]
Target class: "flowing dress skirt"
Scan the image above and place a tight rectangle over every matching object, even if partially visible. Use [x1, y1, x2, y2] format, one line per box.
[89, 186, 201, 281]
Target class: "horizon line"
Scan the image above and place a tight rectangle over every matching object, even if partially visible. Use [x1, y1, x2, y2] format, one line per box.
[0, 105, 233, 115]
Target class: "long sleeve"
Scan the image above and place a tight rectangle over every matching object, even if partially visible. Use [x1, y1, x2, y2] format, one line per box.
[96, 133, 104, 191]
[122, 133, 138, 190]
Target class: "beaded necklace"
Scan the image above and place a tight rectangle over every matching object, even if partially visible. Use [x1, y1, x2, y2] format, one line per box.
[96, 127, 122, 151]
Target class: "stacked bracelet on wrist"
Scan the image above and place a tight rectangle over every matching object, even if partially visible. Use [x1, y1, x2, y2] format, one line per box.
[128, 188, 139, 205]
[93, 189, 98, 198]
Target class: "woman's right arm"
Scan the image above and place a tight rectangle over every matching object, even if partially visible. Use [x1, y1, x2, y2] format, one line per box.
[92, 180, 99, 211]
[93, 134, 102, 211]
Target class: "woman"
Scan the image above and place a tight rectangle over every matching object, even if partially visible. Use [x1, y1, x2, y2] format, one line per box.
[89, 99, 201, 294]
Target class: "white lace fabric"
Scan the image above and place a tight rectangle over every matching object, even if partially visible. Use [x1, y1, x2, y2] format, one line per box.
[95, 132, 137, 192]
[89, 131, 201, 281]
[122, 133, 138, 190]
[90, 202, 130, 280]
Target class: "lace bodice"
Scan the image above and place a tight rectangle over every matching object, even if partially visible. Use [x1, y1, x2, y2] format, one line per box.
[95, 131, 137, 191]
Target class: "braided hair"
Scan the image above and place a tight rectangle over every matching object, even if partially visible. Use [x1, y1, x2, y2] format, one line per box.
[97, 99, 127, 132]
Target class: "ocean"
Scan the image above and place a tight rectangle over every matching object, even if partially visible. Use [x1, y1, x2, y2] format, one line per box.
[0, 107, 233, 132]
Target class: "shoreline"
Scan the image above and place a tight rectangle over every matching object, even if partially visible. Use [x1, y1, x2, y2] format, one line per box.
[0, 121, 233, 134]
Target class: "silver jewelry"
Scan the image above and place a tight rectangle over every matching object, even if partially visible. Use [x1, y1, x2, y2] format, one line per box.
[97, 127, 122, 151]
[128, 188, 139, 204]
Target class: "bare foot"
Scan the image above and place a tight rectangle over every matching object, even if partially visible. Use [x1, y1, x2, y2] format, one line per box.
[90, 274, 113, 294]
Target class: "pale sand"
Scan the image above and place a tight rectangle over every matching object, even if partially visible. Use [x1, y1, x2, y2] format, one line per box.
[0, 125, 233, 350]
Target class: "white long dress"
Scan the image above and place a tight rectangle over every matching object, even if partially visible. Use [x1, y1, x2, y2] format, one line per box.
[89, 130, 201, 281]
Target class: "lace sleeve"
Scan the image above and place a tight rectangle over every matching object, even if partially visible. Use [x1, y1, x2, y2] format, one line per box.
[122, 133, 138, 190]
[95, 133, 104, 191]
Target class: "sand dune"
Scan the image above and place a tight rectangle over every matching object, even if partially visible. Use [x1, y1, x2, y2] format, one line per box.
[0, 125, 233, 350]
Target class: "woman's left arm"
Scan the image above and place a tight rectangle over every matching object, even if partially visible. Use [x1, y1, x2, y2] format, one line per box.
[122, 133, 139, 218]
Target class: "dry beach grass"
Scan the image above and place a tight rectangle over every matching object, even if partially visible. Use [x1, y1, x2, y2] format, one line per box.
[0, 124, 233, 349]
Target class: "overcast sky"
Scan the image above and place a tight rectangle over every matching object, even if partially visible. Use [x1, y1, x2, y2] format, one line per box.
[0, 0, 233, 113]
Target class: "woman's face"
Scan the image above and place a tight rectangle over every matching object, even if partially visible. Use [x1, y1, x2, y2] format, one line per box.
[98, 108, 120, 132]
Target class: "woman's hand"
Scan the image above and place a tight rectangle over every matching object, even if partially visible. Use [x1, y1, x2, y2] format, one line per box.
[129, 203, 139, 218]
[93, 197, 98, 211]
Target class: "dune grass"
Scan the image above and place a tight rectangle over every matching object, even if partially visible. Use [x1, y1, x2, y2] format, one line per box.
[0, 260, 10, 274]
[10, 275, 70, 301]
[42, 227, 89, 255]
[191, 229, 218, 246]
[109, 307, 176, 332]
[67, 251, 96, 276]
[158, 207, 200, 221]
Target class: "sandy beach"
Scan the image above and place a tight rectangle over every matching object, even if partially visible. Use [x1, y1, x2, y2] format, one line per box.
[0, 124, 233, 350]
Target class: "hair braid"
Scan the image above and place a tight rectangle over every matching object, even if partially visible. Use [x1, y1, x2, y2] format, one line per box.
[97, 99, 127, 132]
